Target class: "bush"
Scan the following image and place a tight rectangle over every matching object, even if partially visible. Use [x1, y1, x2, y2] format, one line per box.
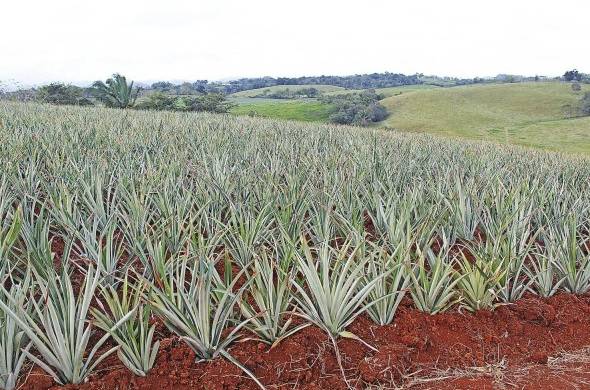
[36, 83, 93, 106]
[135, 92, 177, 111]
[175, 93, 236, 113]
[322, 90, 388, 126]
[572, 82, 582, 92]
[564, 69, 582, 82]
[136, 92, 235, 113]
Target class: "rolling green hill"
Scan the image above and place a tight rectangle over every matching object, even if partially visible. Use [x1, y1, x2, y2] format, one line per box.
[229, 84, 441, 123]
[227, 81, 590, 154]
[379, 82, 590, 154]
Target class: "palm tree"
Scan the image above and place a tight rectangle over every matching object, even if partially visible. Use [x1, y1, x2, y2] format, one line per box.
[91, 74, 139, 108]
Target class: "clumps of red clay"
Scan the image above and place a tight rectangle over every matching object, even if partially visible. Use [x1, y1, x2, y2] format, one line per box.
[20, 293, 590, 389]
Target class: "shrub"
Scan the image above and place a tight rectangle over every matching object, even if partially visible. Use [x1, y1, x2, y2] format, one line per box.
[322, 90, 387, 126]
[136, 93, 235, 113]
[36, 83, 93, 106]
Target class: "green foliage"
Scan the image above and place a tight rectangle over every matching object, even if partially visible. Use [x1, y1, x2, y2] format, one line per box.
[564, 69, 582, 82]
[175, 93, 236, 113]
[321, 90, 387, 125]
[529, 242, 563, 297]
[145, 71, 423, 96]
[136, 92, 235, 113]
[222, 203, 273, 268]
[456, 252, 504, 312]
[239, 249, 308, 346]
[93, 274, 159, 377]
[220, 73, 421, 94]
[147, 257, 243, 359]
[92, 74, 139, 108]
[0, 267, 132, 385]
[364, 246, 409, 325]
[135, 92, 177, 111]
[409, 244, 462, 315]
[291, 238, 384, 339]
[0, 269, 31, 390]
[0, 203, 21, 264]
[36, 83, 92, 106]
[146, 257, 264, 389]
[546, 216, 590, 294]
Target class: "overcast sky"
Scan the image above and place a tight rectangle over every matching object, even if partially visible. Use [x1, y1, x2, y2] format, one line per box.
[2, 0, 588, 86]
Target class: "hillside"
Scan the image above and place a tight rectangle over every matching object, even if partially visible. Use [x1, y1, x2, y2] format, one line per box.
[228, 84, 342, 122]
[228, 84, 440, 124]
[229, 98, 332, 122]
[379, 82, 590, 153]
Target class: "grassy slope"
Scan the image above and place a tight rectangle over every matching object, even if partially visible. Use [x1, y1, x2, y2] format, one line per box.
[379, 82, 590, 154]
[229, 84, 440, 123]
[230, 98, 333, 122]
[375, 84, 441, 98]
[229, 85, 341, 122]
[230, 84, 345, 98]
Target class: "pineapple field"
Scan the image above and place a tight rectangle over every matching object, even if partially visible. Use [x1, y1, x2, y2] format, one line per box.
[1, 101, 590, 389]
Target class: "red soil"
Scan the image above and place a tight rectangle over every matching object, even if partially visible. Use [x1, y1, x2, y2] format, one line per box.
[19, 292, 590, 390]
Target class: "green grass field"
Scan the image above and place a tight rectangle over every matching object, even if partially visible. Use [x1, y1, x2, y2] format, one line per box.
[229, 84, 442, 123]
[229, 98, 333, 122]
[379, 82, 590, 154]
[230, 84, 345, 98]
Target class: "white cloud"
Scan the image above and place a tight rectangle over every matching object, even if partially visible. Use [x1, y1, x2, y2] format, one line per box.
[1, 0, 588, 85]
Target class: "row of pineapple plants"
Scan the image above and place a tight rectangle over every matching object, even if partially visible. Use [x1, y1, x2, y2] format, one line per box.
[0, 180, 588, 388]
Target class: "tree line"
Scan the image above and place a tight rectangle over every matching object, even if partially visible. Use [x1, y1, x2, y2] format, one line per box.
[10, 74, 235, 113]
[150, 72, 423, 95]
